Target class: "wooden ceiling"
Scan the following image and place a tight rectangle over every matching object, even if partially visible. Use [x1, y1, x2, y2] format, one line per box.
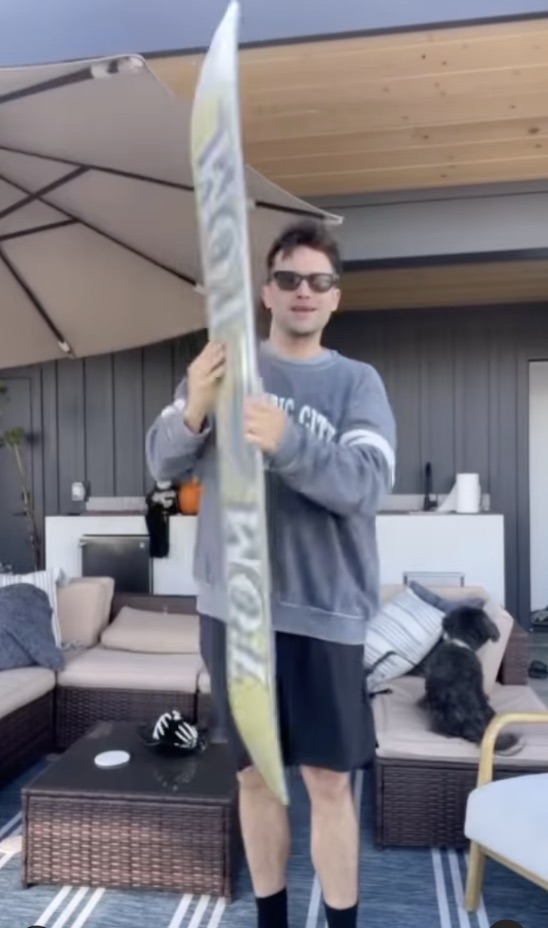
[341, 259, 548, 311]
[151, 17, 548, 198]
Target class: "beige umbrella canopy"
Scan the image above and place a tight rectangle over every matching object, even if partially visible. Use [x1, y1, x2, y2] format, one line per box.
[0, 54, 340, 369]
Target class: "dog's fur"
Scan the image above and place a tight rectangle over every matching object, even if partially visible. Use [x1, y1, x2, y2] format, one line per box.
[419, 606, 518, 753]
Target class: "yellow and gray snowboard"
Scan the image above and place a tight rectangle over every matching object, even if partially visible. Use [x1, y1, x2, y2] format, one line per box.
[190, 0, 288, 805]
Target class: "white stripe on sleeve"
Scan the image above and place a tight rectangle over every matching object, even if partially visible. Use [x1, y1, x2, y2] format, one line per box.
[161, 397, 186, 418]
[339, 428, 396, 484]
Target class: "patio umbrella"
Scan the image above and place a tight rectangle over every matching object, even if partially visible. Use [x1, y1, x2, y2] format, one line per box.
[0, 54, 341, 370]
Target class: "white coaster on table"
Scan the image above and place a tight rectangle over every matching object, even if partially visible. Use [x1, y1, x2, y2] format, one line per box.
[94, 750, 130, 768]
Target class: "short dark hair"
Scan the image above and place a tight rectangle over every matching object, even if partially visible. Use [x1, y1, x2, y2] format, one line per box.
[266, 220, 343, 277]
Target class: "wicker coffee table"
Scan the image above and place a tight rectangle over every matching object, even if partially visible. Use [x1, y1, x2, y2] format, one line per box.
[22, 721, 240, 898]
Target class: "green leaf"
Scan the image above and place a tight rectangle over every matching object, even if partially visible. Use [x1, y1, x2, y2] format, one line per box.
[3, 426, 25, 446]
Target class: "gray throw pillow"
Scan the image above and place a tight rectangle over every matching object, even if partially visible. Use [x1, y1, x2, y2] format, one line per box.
[0, 583, 64, 671]
[0, 627, 29, 669]
[364, 586, 445, 691]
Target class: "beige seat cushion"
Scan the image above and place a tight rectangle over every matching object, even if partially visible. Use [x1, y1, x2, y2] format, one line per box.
[465, 772, 548, 881]
[57, 577, 114, 647]
[373, 675, 548, 765]
[100, 607, 200, 654]
[56, 645, 202, 692]
[0, 667, 56, 719]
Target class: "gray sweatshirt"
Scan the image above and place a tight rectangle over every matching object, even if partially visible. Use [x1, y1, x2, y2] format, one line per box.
[146, 344, 396, 646]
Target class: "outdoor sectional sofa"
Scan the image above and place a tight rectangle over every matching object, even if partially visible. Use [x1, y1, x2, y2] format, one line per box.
[0, 580, 211, 784]
[0, 578, 546, 850]
[371, 584, 548, 848]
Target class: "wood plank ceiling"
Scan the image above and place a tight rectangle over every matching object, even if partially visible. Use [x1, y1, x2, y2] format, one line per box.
[150, 17, 548, 198]
[341, 260, 548, 311]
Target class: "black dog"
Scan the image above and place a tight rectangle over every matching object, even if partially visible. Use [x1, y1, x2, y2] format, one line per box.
[419, 606, 520, 754]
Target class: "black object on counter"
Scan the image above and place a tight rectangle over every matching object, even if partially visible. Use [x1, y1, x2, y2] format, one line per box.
[423, 462, 437, 511]
[145, 482, 178, 558]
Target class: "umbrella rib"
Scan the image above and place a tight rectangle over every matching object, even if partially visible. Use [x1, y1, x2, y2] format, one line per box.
[0, 218, 77, 243]
[0, 169, 199, 287]
[0, 245, 72, 356]
[0, 143, 193, 192]
[0, 145, 325, 219]
[0, 66, 95, 106]
[253, 198, 333, 219]
[0, 166, 86, 221]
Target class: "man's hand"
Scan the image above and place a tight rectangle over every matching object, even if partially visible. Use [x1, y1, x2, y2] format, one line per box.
[185, 341, 226, 433]
[244, 397, 288, 455]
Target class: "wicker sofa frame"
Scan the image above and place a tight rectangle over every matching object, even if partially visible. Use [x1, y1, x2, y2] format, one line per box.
[0, 692, 54, 789]
[0, 596, 536, 850]
[373, 621, 538, 848]
[0, 594, 212, 783]
[53, 593, 207, 750]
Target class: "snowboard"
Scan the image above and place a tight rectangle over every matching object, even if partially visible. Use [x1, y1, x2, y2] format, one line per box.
[190, 0, 288, 805]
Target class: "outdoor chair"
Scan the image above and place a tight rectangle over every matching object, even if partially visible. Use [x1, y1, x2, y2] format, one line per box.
[464, 711, 548, 910]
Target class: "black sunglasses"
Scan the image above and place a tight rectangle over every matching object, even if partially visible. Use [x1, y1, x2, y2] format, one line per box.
[270, 270, 339, 293]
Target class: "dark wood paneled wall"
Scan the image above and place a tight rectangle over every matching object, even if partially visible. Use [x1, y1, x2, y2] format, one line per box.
[2, 305, 547, 625]
[328, 303, 548, 625]
[0, 331, 205, 573]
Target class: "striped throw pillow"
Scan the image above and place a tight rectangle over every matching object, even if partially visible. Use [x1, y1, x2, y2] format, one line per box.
[365, 586, 444, 692]
[0, 568, 62, 645]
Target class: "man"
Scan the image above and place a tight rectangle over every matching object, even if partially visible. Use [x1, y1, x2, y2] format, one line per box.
[146, 220, 396, 928]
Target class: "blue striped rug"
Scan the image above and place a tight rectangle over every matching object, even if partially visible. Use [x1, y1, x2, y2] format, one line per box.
[1, 763, 546, 928]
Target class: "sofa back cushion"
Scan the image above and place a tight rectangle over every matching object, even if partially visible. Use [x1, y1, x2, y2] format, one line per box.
[424, 584, 489, 601]
[100, 606, 200, 654]
[378, 583, 513, 692]
[57, 577, 114, 647]
[419, 587, 512, 692]
[478, 598, 514, 692]
[408, 579, 485, 612]
[381, 583, 489, 603]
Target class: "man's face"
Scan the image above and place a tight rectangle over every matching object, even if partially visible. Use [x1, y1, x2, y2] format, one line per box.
[261, 245, 341, 340]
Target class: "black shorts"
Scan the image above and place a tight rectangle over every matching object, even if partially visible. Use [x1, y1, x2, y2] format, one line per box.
[199, 614, 377, 773]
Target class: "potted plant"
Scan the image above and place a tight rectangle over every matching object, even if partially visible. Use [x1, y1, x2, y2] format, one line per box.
[0, 380, 41, 570]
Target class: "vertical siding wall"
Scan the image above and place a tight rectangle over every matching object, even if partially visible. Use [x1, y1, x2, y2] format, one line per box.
[327, 303, 548, 625]
[2, 305, 548, 624]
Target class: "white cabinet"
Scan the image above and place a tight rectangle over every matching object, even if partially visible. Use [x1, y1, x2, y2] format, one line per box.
[376, 514, 505, 604]
[45, 515, 198, 596]
[46, 512, 505, 604]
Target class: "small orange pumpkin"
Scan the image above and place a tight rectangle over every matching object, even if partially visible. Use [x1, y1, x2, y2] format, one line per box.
[177, 477, 202, 515]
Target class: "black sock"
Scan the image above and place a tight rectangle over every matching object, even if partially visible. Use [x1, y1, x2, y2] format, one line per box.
[324, 901, 358, 928]
[256, 888, 288, 928]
